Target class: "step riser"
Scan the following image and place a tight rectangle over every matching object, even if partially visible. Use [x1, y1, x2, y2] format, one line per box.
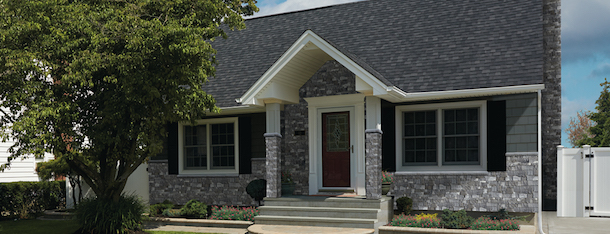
[255, 219, 374, 229]
[259, 210, 379, 219]
[264, 201, 382, 209]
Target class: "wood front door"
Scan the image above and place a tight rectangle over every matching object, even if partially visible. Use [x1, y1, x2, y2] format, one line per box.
[322, 111, 351, 187]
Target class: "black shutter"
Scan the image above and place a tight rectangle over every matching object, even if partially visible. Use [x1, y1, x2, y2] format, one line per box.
[487, 100, 507, 171]
[381, 100, 396, 172]
[167, 122, 179, 174]
[239, 116, 252, 174]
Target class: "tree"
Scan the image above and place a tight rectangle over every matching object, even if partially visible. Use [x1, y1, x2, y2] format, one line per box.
[0, 0, 257, 204]
[36, 158, 84, 207]
[577, 79, 610, 146]
[565, 111, 595, 147]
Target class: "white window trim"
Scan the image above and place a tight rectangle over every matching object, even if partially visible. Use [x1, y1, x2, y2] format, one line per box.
[178, 117, 239, 175]
[395, 100, 487, 172]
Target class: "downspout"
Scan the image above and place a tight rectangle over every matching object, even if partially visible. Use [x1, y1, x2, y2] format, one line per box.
[537, 90, 546, 234]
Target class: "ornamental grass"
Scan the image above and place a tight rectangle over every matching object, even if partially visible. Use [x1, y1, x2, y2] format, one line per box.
[208, 206, 259, 221]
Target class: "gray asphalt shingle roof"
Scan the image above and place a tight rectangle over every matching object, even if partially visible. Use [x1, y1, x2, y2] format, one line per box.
[205, 0, 543, 107]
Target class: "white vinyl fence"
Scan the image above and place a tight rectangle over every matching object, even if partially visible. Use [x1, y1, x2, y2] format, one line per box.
[557, 145, 610, 217]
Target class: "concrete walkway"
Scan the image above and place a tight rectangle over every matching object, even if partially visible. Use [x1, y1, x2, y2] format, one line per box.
[540, 211, 610, 234]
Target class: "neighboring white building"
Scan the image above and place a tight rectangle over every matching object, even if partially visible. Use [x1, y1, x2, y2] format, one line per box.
[0, 138, 54, 183]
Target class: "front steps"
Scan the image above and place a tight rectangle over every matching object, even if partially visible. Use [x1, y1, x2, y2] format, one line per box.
[255, 196, 393, 232]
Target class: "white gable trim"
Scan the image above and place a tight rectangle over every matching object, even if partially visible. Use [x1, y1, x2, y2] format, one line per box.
[236, 30, 396, 106]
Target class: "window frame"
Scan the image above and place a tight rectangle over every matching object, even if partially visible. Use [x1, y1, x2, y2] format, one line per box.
[395, 101, 487, 172]
[178, 117, 239, 175]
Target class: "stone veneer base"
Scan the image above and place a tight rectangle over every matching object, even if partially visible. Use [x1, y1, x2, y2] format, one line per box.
[148, 159, 265, 206]
[391, 153, 538, 213]
[378, 225, 535, 234]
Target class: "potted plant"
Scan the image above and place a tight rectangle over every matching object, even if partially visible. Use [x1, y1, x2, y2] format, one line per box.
[281, 171, 295, 196]
[382, 170, 393, 195]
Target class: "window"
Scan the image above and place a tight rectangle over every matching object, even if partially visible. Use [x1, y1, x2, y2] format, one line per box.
[396, 101, 486, 171]
[179, 118, 238, 174]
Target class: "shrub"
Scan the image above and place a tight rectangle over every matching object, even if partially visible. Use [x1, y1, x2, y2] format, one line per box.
[486, 208, 529, 221]
[440, 209, 474, 229]
[388, 214, 441, 228]
[161, 208, 182, 217]
[209, 206, 259, 221]
[75, 194, 145, 234]
[180, 200, 207, 218]
[470, 217, 520, 230]
[396, 196, 413, 214]
[149, 202, 174, 217]
[0, 181, 66, 219]
[246, 179, 266, 205]
[415, 212, 438, 220]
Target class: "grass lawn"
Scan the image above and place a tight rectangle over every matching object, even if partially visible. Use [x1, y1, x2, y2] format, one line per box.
[0, 219, 80, 234]
[0, 219, 220, 234]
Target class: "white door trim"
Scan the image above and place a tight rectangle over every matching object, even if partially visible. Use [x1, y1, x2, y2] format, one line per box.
[305, 94, 366, 195]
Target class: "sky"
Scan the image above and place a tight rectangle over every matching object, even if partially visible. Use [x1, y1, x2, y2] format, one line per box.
[250, 0, 610, 147]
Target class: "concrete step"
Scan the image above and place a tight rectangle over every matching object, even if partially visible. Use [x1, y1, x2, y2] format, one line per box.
[258, 206, 380, 219]
[263, 196, 390, 209]
[254, 215, 377, 229]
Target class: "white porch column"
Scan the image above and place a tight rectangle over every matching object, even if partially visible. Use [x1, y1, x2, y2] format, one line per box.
[365, 96, 383, 199]
[265, 102, 282, 198]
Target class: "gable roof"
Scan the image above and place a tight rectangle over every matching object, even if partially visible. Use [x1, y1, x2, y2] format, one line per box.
[205, 0, 544, 108]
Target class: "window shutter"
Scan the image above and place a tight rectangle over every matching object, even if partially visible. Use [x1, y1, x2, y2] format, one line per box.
[381, 101, 396, 172]
[487, 100, 506, 171]
[239, 116, 252, 174]
[167, 122, 179, 174]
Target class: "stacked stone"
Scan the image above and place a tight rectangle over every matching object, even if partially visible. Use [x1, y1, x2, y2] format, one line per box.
[148, 159, 265, 206]
[392, 153, 538, 213]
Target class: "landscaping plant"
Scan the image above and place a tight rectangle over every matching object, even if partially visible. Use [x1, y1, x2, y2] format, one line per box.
[388, 214, 441, 228]
[75, 194, 145, 234]
[161, 209, 182, 217]
[0, 181, 65, 219]
[382, 171, 394, 184]
[396, 196, 413, 214]
[209, 206, 259, 221]
[440, 209, 474, 229]
[150, 200, 175, 217]
[470, 217, 520, 230]
[180, 200, 207, 218]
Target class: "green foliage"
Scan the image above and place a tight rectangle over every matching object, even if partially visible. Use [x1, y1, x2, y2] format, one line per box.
[440, 209, 474, 229]
[382, 171, 394, 183]
[0, 181, 65, 219]
[388, 214, 441, 228]
[180, 200, 207, 218]
[161, 208, 182, 217]
[149, 202, 174, 217]
[396, 196, 413, 214]
[0, 0, 258, 205]
[246, 179, 266, 204]
[578, 79, 610, 146]
[209, 206, 259, 221]
[75, 194, 145, 234]
[485, 208, 529, 221]
[470, 217, 520, 230]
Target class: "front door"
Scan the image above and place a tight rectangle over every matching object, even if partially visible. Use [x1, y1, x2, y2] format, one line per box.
[322, 111, 351, 187]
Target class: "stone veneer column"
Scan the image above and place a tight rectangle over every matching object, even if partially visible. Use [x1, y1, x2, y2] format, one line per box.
[365, 129, 383, 199]
[265, 133, 282, 198]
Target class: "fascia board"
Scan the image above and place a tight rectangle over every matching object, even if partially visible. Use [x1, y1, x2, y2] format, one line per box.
[399, 84, 545, 102]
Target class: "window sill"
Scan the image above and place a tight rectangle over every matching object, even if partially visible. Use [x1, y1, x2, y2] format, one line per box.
[177, 173, 239, 178]
[395, 171, 489, 176]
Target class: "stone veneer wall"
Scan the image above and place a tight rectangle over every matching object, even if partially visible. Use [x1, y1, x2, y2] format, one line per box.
[281, 60, 358, 195]
[391, 153, 538, 213]
[148, 158, 266, 205]
[542, 0, 561, 210]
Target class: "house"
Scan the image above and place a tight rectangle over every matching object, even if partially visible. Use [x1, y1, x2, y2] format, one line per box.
[0, 132, 54, 183]
[148, 0, 561, 219]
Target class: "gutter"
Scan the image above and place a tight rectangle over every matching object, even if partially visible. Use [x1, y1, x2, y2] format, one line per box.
[537, 90, 546, 234]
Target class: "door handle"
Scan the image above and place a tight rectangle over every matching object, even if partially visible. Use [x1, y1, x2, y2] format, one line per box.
[351, 145, 354, 153]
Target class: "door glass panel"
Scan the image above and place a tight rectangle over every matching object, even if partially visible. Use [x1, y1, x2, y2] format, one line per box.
[326, 113, 349, 152]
